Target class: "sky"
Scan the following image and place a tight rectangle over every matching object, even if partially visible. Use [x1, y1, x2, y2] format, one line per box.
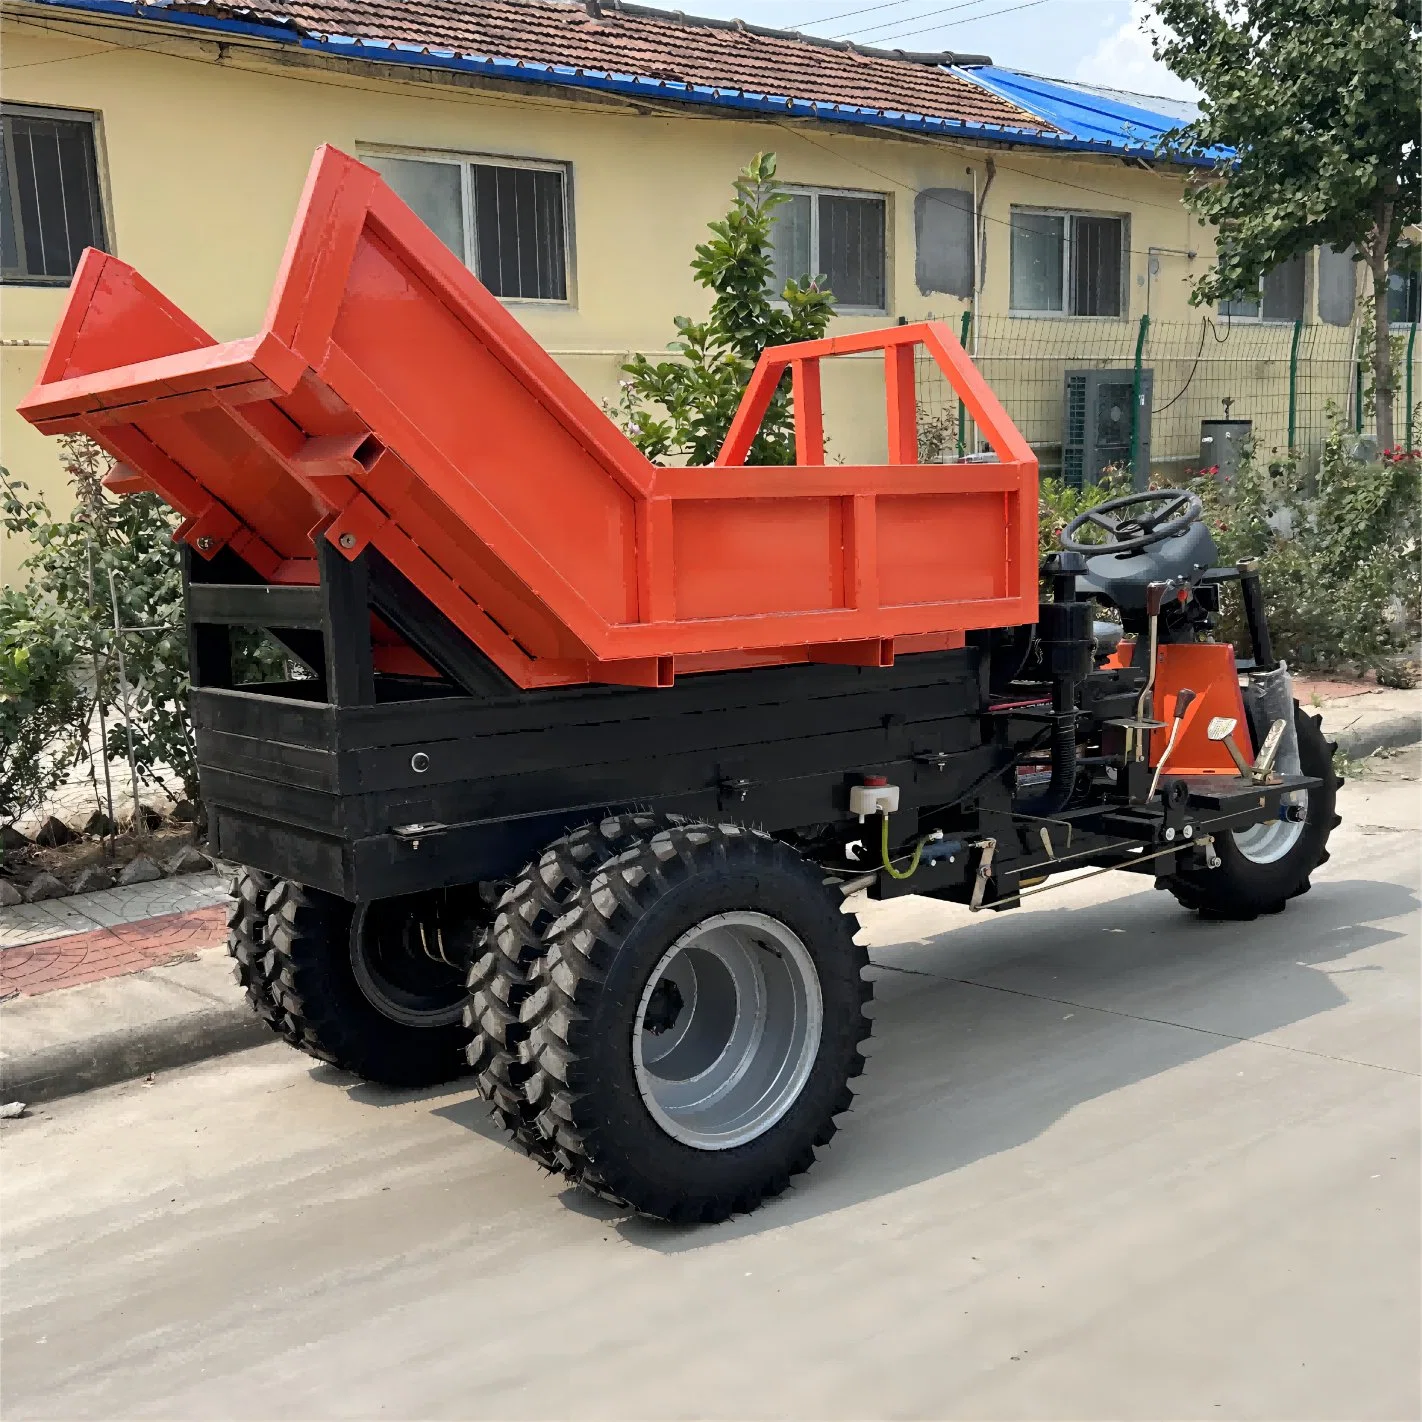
[675, 0, 1201, 101]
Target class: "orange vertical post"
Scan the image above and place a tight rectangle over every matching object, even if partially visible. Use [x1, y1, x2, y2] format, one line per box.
[884, 343, 918, 464]
[792, 358, 825, 465]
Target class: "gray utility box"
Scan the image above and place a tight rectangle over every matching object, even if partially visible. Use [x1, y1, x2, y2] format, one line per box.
[1199, 419, 1252, 481]
[1063, 368, 1153, 490]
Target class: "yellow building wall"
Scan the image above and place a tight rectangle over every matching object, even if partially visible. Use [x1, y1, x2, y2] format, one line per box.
[2, 6, 1218, 582]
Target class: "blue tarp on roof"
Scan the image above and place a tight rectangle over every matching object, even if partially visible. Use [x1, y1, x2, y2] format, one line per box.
[953, 65, 1232, 165]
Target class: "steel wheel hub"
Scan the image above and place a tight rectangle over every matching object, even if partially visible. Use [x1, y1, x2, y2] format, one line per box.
[632, 911, 823, 1151]
[1231, 791, 1309, 865]
[350, 896, 473, 1028]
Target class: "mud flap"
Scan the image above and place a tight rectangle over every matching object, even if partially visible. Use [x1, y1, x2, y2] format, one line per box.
[1245, 664, 1303, 813]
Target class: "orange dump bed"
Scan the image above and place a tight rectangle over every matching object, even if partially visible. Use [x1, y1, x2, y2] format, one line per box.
[18, 145, 1038, 690]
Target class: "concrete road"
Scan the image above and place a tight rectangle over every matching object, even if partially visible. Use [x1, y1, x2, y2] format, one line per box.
[4, 757, 1418, 1421]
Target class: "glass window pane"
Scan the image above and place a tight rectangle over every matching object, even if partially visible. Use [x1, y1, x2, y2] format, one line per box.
[1220, 290, 1261, 319]
[1387, 246, 1420, 324]
[768, 191, 813, 292]
[1068, 215, 1122, 317]
[0, 125, 20, 276]
[1, 112, 105, 282]
[817, 193, 885, 309]
[368, 155, 465, 262]
[1011, 211, 1063, 312]
[1261, 252, 1305, 320]
[471, 163, 566, 300]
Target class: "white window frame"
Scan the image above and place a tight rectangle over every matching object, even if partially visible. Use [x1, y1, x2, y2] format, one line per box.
[1, 101, 113, 287]
[358, 143, 575, 306]
[1008, 206, 1129, 320]
[775, 183, 890, 316]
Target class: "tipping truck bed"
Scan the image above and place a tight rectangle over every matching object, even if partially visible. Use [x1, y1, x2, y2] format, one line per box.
[18, 144, 1038, 691]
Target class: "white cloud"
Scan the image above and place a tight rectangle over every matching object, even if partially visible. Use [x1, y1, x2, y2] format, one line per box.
[1076, 0, 1202, 102]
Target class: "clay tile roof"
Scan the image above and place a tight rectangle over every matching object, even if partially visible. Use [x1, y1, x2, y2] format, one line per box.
[166, 0, 1057, 134]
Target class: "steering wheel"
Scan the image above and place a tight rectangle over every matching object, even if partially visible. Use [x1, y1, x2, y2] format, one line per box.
[1060, 489, 1204, 556]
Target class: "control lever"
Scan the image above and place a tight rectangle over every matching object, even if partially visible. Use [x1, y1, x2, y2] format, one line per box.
[1148, 687, 1196, 800]
[1207, 714, 1288, 782]
[1206, 716, 1254, 778]
[1252, 718, 1289, 780]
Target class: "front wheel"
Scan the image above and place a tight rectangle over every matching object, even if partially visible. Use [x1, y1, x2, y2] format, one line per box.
[1165, 703, 1340, 920]
[519, 823, 872, 1223]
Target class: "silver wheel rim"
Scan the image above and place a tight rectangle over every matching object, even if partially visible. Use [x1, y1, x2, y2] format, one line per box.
[1232, 791, 1309, 865]
[632, 911, 823, 1151]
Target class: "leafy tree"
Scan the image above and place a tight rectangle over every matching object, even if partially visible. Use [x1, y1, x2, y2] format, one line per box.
[615, 152, 836, 465]
[1152, 0, 1421, 448]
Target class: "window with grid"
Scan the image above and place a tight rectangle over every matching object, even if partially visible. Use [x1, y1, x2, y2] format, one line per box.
[1009, 208, 1126, 317]
[1218, 252, 1307, 321]
[2, 105, 107, 285]
[768, 186, 887, 312]
[366, 150, 570, 302]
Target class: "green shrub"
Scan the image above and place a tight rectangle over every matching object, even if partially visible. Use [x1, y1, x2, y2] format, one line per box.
[0, 578, 88, 824]
[1188, 428, 1420, 679]
[1, 438, 288, 823]
[613, 152, 836, 466]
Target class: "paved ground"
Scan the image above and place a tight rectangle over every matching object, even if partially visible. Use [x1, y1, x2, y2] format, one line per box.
[0, 872, 228, 955]
[2, 756, 1416, 1421]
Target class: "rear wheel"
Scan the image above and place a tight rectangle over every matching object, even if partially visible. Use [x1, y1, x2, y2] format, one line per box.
[226, 868, 293, 1042]
[465, 813, 680, 1166]
[520, 823, 872, 1223]
[1165, 703, 1340, 920]
[265, 881, 480, 1086]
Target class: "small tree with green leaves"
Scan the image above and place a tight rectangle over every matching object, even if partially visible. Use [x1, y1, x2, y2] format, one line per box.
[614, 152, 836, 465]
[1152, 0, 1421, 449]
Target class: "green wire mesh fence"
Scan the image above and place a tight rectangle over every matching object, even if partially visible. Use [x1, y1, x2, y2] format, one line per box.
[915, 315, 1422, 484]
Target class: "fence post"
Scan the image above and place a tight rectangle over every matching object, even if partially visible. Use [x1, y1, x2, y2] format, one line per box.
[956, 308, 972, 459]
[1407, 321, 1418, 449]
[1130, 313, 1150, 485]
[1355, 348, 1365, 434]
[1286, 318, 1302, 452]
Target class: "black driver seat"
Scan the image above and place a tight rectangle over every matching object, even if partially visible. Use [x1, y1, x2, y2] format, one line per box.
[1075, 521, 1220, 612]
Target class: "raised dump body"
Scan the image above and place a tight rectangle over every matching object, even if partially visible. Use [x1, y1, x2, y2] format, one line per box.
[19, 144, 1037, 690]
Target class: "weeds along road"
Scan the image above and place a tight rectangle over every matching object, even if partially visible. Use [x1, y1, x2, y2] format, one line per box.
[3, 753, 1418, 1421]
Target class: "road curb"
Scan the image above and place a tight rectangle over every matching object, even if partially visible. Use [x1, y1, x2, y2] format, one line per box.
[1332, 711, 1421, 762]
[0, 1003, 271, 1104]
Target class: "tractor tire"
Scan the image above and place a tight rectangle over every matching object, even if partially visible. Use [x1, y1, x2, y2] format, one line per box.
[1165, 703, 1340, 921]
[466, 812, 682, 1167]
[265, 880, 478, 1087]
[226, 867, 296, 1043]
[520, 822, 872, 1224]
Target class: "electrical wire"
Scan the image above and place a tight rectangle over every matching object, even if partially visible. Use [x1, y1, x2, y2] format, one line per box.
[1153, 314, 1209, 413]
[849, 0, 1054, 42]
[792, 0, 921, 30]
[839, 0, 1019, 40]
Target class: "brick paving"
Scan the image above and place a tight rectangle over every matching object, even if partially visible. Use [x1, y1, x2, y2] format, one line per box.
[0, 905, 227, 998]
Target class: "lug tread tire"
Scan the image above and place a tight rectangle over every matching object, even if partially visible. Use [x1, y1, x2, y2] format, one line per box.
[226, 868, 300, 1044]
[520, 822, 872, 1224]
[465, 813, 682, 1166]
[265, 880, 469, 1087]
[1166, 702, 1339, 921]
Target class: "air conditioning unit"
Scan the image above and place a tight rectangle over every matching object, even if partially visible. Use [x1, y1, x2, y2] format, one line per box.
[1062, 369, 1153, 490]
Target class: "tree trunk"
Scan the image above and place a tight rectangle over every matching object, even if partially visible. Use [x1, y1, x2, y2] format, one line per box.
[1368, 197, 1396, 452]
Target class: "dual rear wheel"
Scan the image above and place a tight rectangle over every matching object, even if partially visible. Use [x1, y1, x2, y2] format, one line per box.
[226, 820, 873, 1221]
